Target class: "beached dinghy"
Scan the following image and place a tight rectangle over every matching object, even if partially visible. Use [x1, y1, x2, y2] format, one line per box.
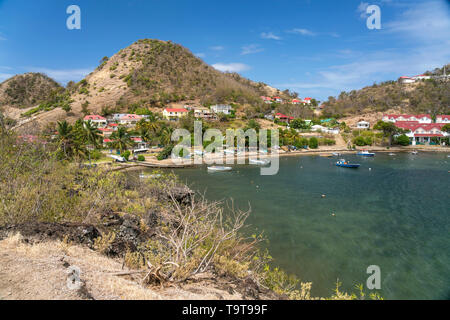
[336, 159, 360, 168]
[207, 166, 232, 172]
[108, 155, 126, 162]
[357, 150, 375, 157]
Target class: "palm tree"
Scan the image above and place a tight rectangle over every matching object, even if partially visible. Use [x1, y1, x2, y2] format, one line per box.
[82, 120, 101, 147]
[56, 121, 74, 159]
[110, 126, 132, 154]
[159, 126, 174, 147]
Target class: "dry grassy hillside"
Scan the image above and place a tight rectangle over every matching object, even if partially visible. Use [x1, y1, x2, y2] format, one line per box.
[0, 73, 62, 108]
[323, 72, 450, 118]
[5, 39, 284, 129]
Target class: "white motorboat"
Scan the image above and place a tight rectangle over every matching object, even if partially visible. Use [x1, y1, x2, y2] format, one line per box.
[249, 159, 271, 165]
[108, 155, 126, 162]
[207, 166, 232, 172]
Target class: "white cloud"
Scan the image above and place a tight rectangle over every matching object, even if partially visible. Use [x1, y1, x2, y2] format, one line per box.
[260, 32, 281, 40]
[384, 0, 450, 43]
[212, 63, 250, 73]
[288, 28, 316, 36]
[210, 46, 224, 51]
[280, 1, 450, 99]
[27, 67, 92, 83]
[0, 36, 6, 41]
[241, 44, 264, 55]
[357, 2, 370, 19]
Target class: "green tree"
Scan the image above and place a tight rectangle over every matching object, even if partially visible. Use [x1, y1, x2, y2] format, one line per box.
[374, 121, 402, 146]
[396, 134, 410, 146]
[309, 137, 319, 149]
[442, 124, 450, 134]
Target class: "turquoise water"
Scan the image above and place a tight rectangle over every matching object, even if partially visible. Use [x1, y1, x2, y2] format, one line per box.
[159, 153, 450, 299]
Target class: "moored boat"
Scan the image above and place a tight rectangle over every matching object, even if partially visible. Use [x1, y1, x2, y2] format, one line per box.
[357, 150, 375, 157]
[249, 159, 271, 165]
[336, 159, 360, 168]
[207, 166, 232, 172]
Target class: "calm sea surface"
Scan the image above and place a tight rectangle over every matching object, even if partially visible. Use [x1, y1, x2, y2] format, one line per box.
[146, 152, 450, 299]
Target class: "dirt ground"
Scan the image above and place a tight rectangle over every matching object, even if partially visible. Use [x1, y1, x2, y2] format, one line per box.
[0, 233, 258, 300]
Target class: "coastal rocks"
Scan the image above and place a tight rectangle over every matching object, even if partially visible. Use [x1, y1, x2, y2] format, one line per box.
[0, 222, 100, 247]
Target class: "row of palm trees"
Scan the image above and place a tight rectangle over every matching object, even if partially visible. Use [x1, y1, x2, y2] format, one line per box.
[54, 113, 177, 161]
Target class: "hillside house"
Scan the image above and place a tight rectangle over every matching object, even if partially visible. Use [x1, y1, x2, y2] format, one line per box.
[194, 107, 216, 120]
[292, 99, 302, 105]
[412, 74, 431, 81]
[84, 115, 107, 128]
[210, 104, 232, 115]
[261, 96, 273, 104]
[275, 113, 294, 124]
[382, 114, 432, 124]
[436, 115, 450, 124]
[273, 97, 283, 103]
[163, 108, 188, 121]
[398, 76, 415, 84]
[119, 114, 143, 126]
[303, 98, 312, 104]
[357, 121, 370, 129]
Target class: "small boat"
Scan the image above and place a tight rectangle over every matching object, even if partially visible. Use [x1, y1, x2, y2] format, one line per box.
[357, 150, 375, 157]
[388, 153, 396, 156]
[332, 152, 341, 157]
[249, 159, 271, 165]
[108, 155, 126, 163]
[336, 159, 360, 168]
[207, 166, 232, 172]
[411, 150, 418, 155]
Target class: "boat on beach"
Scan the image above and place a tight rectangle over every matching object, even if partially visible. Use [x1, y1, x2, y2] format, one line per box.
[388, 153, 396, 156]
[411, 150, 419, 155]
[207, 166, 232, 172]
[357, 150, 375, 157]
[336, 159, 360, 168]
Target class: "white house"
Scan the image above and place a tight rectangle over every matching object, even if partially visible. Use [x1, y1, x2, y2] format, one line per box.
[398, 76, 416, 84]
[292, 99, 302, 105]
[311, 125, 340, 135]
[210, 104, 232, 115]
[395, 122, 448, 145]
[261, 96, 273, 104]
[272, 97, 283, 103]
[303, 98, 312, 104]
[84, 115, 107, 128]
[119, 114, 143, 126]
[357, 121, 370, 129]
[163, 108, 188, 121]
[194, 107, 216, 120]
[382, 114, 432, 124]
[436, 115, 450, 124]
[412, 74, 431, 81]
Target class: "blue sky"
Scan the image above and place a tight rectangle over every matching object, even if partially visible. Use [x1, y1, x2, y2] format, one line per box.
[0, 0, 449, 101]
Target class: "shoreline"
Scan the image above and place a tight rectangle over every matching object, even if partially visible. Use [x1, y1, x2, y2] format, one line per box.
[106, 145, 449, 171]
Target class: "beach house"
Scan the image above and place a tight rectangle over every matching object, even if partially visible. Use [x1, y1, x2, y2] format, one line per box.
[84, 115, 107, 128]
[210, 104, 232, 115]
[163, 108, 189, 121]
[395, 122, 448, 145]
